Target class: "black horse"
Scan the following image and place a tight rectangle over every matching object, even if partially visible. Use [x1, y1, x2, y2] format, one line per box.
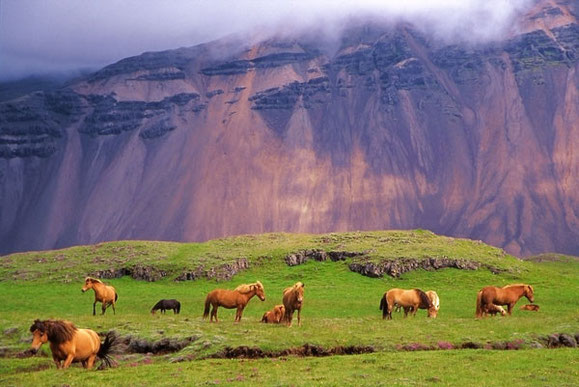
[151, 299, 181, 315]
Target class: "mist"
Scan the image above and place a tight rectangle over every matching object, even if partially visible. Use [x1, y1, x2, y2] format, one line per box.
[0, 0, 533, 81]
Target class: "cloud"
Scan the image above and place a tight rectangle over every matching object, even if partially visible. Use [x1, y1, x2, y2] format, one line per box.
[0, 0, 533, 80]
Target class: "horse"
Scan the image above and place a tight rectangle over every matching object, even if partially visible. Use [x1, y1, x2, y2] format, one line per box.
[203, 281, 265, 322]
[520, 304, 540, 311]
[261, 305, 286, 323]
[380, 288, 435, 320]
[399, 290, 440, 318]
[475, 283, 534, 317]
[283, 282, 305, 327]
[151, 299, 181, 315]
[29, 319, 116, 369]
[81, 277, 118, 316]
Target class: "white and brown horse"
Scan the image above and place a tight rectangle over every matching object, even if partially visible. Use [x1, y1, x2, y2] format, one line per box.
[380, 288, 435, 319]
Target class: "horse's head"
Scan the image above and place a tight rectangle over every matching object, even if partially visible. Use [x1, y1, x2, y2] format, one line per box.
[427, 307, 438, 318]
[81, 277, 94, 293]
[524, 285, 534, 303]
[29, 320, 48, 352]
[295, 282, 305, 304]
[253, 281, 266, 301]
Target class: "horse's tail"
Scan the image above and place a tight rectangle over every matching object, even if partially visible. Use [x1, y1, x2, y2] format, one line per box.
[261, 312, 268, 323]
[475, 290, 483, 318]
[115, 292, 119, 302]
[97, 331, 117, 369]
[380, 294, 388, 319]
[203, 296, 211, 319]
[176, 302, 181, 314]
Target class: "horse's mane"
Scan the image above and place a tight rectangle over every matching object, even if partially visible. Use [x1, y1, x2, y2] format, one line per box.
[502, 283, 526, 288]
[29, 319, 77, 344]
[234, 281, 263, 294]
[85, 277, 103, 284]
[283, 281, 304, 295]
[415, 289, 432, 309]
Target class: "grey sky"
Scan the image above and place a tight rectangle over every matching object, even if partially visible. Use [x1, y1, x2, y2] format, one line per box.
[0, 0, 532, 80]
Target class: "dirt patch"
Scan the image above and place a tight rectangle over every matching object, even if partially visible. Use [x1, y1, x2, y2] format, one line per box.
[209, 344, 375, 359]
[113, 335, 200, 355]
[348, 257, 502, 278]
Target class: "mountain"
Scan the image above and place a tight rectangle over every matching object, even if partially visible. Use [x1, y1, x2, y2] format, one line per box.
[0, 0, 577, 256]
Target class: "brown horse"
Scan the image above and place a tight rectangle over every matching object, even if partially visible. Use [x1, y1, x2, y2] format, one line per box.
[82, 277, 118, 316]
[520, 304, 540, 311]
[261, 305, 286, 323]
[203, 281, 265, 322]
[475, 283, 534, 317]
[399, 290, 440, 318]
[283, 282, 305, 327]
[380, 288, 435, 320]
[29, 319, 116, 369]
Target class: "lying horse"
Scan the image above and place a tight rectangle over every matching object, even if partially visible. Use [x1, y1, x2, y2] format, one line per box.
[29, 319, 116, 369]
[81, 277, 118, 316]
[151, 299, 181, 315]
[380, 288, 435, 320]
[476, 283, 534, 317]
[203, 281, 265, 322]
[283, 282, 304, 327]
[261, 305, 285, 323]
[520, 304, 540, 311]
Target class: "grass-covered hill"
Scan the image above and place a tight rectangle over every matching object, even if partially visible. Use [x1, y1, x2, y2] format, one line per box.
[0, 230, 577, 386]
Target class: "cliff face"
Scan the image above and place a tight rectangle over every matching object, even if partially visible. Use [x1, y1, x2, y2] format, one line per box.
[1, 0, 577, 256]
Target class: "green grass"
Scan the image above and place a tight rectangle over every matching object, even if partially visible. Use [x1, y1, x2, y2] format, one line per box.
[0, 231, 577, 385]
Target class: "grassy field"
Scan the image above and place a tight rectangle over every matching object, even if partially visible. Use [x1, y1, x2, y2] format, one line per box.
[0, 231, 577, 385]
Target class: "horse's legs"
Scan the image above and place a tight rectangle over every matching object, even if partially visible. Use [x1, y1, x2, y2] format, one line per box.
[53, 356, 62, 369]
[297, 308, 301, 327]
[235, 306, 243, 322]
[93, 301, 97, 316]
[211, 305, 218, 322]
[111, 301, 116, 315]
[86, 355, 96, 369]
[101, 302, 107, 315]
[507, 303, 514, 315]
[62, 354, 75, 368]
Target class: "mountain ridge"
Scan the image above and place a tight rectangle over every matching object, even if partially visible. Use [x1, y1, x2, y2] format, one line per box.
[0, 0, 577, 256]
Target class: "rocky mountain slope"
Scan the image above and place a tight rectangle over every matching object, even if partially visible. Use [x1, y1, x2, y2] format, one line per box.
[0, 0, 577, 256]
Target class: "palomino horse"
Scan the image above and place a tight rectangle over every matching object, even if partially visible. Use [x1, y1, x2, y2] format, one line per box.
[29, 319, 115, 369]
[82, 277, 118, 315]
[203, 281, 265, 322]
[283, 282, 304, 327]
[380, 288, 435, 320]
[398, 290, 440, 318]
[261, 305, 286, 323]
[475, 283, 534, 317]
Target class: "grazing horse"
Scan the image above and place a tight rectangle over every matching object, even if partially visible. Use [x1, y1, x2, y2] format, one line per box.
[475, 284, 534, 317]
[380, 288, 434, 320]
[520, 304, 540, 312]
[81, 277, 118, 316]
[261, 305, 286, 323]
[283, 282, 305, 327]
[425, 290, 440, 318]
[29, 319, 116, 369]
[203, 281, 265, 322]
[151, 299, 181, 315]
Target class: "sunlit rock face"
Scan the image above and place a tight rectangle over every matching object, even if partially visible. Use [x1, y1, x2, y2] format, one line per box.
[1, 0, 577, 256]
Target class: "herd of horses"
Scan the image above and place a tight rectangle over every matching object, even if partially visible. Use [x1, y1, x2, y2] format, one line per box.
[28, 277, 536, 370]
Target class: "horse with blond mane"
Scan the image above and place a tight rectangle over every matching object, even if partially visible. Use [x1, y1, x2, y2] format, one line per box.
[203, 281, 265, 322]
[261, 305, 286, 323]
[29, 319, 116, 369]
[475, 283, 534, 318]
[81, 277, 118, 316]
[380, 288, 435, 319]
[283, 282, 304, 327]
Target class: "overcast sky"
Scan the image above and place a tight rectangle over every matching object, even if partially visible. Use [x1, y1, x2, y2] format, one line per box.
[0, 0, 533, 80]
